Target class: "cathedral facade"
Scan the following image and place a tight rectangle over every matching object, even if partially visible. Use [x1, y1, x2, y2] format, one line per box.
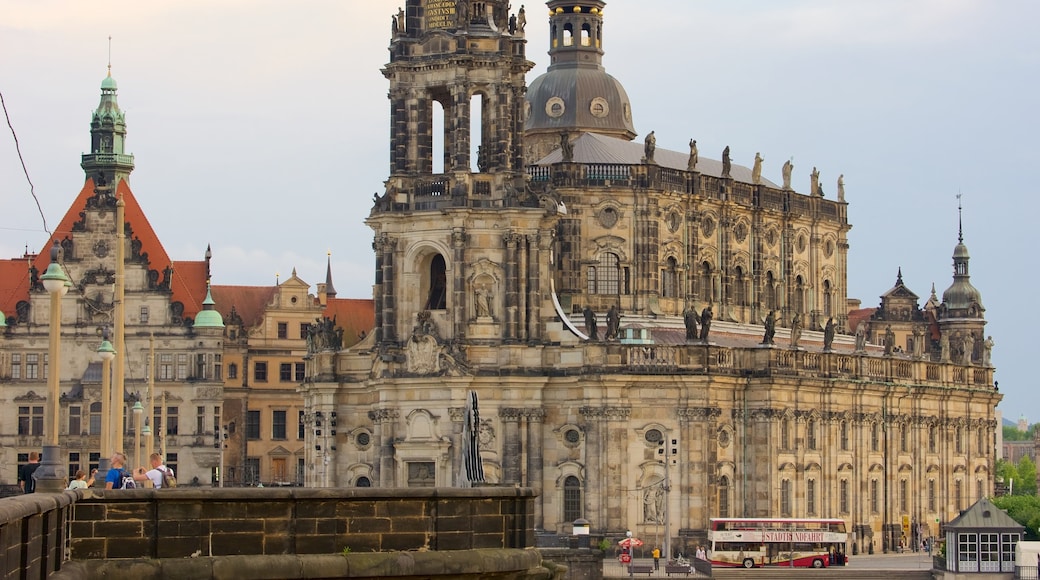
[302, 0, 998, 555]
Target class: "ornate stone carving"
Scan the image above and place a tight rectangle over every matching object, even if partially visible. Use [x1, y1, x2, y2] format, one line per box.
[367, 408, 400, 423]
[579, 406, 632, 421]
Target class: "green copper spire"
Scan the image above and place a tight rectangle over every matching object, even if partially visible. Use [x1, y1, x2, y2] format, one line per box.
[194, 284, 225, 328]
[80, 62, 135, 189]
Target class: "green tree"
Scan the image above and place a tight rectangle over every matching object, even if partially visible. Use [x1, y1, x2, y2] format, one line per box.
[1003, 423, 1039, 442]
[1018, 455, 1038, 497]
[992, 495, 1040, 540]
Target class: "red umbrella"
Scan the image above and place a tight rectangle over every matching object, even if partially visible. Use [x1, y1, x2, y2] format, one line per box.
[618, 537, 644, 548]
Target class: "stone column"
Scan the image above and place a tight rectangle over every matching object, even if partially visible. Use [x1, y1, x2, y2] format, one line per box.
[504, 233, 521, 340]
[449, 407, 465, 486]
[452, 228, 467, 339]
[501, 408, 522, 484]
[369, 408, 399, 487]
[378, 235, 397, 343]
[451, 86, 471, 172]
[527, 408, 546, 530]
[579, 407, 602, 528]
[517, 235, 529, 342]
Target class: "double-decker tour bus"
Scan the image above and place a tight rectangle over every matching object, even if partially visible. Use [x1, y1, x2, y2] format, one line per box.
[707, 518, 848, 568]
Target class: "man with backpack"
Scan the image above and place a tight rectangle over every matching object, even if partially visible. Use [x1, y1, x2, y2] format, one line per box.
[138, 453, 176, 489]
[104, 452, 136, 489]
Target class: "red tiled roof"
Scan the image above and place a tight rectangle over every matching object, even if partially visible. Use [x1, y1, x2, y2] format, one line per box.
[846, 308, 876, 332]
[324, 298, 375, 347]
[210, 285, 278, 328]
[0, 178, 216, 320]
[0, 258, 32, 321]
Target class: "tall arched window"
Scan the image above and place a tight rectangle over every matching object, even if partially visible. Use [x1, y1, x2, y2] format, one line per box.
[589, 253, 621, 295]
[780, 479, 792, 516]
[780, 418, 790, 450]
[793, 275, 805, 314]
[840, 479, 849, 514]
[955, 479, 963, 511]
[871, 422, 880, 452]
[871, 479, 880, 513]
[823, 280, 833, 317]
[840, 421, 849, 450]
[807, 419, 817, 450]
[718, 475, 730, 517]
[807, 478, 816, 515]
[732, 266, 746, 307]
[928, 425, 936, 452]
[955, 426, 963, 454]
[356, 476, 371, 487]
[425, 254, 447, 310]
[563, 23, 573, 46]
[699, 262, 712, 302]
[765, 271, 777, 309]
[581, 23, 591, 46]
[661, 257, 678, 298]
[563, 475, 582, 522]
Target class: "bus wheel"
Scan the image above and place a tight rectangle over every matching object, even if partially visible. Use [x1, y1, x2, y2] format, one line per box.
[812, 559, 824, 568]
[742, 559, 754, 568]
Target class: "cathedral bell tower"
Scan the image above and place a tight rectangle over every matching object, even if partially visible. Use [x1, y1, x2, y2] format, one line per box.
[80, 67, 135, 193]
[369, 1, 553, 351]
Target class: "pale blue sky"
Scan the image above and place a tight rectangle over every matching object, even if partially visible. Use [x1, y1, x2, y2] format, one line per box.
[2, 1, 1036, 418]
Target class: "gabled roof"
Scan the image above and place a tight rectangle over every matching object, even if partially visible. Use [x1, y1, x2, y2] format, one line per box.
[0, 178, 196, 320]
[324, 298, 375, 348]
[534, 132, 781, 188]
[210, 285, 279, 329]
[946, 497, 1023, 531]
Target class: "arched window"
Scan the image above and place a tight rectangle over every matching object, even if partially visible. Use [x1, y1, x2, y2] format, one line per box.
[900, 479, 908, 512]
[928, 425, 936, 452]
[732, 266, 746, 307]
[470, 93, 484, 172]
[563, 475, 582, 522]
[900, 424, 908, 453]
[871, 422, 880, 452]
[431, 98, 445, 174]
[840, 421, 849, 450]
[718, 475, 730, 517]
[699, 261, 712, 302]
[425, 254, 447, 310]
[793, 275, 805, 314]
[870, 479, 880, 513]
[780, 418, 790, 450]
[661, 257, 678, 298]
[840, 479, 849, 514]
[823, 280, 833, 317]
[563, 23, 573, 46]
[356, 476, 371, 487]
[580, 23, 591, 46]
[807, 419, 817, 450]
[807, 478, 816, 515]
[955, 479, 963, 511]
[928, 479, 936, 512]
[955, 426, 963, 454]
[765, 271, 777, 309]
[780, 479, 792, 517]
[589, 253, 621, 295]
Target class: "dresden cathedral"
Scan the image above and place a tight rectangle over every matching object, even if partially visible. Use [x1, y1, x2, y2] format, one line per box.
[0, 0, 998, 557]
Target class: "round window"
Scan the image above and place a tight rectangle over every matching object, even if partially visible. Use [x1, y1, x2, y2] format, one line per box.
[645, 429, 663, 444]
[357, 432, 371, 447]
[564, 429, 581, 444]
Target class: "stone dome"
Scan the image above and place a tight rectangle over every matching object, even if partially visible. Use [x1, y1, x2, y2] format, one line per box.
[525, 65, 636, 139]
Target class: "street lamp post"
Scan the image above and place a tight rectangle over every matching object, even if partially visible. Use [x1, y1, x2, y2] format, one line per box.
[132, 400, 143, 471]
[35, 240, 70, 492]
[95, 329, 116, 485]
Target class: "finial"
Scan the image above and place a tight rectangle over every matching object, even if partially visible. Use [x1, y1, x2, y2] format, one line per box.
[896, 267, 903, 285]
[107, 36, 112, 77]
[957, 193, 963, 243]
